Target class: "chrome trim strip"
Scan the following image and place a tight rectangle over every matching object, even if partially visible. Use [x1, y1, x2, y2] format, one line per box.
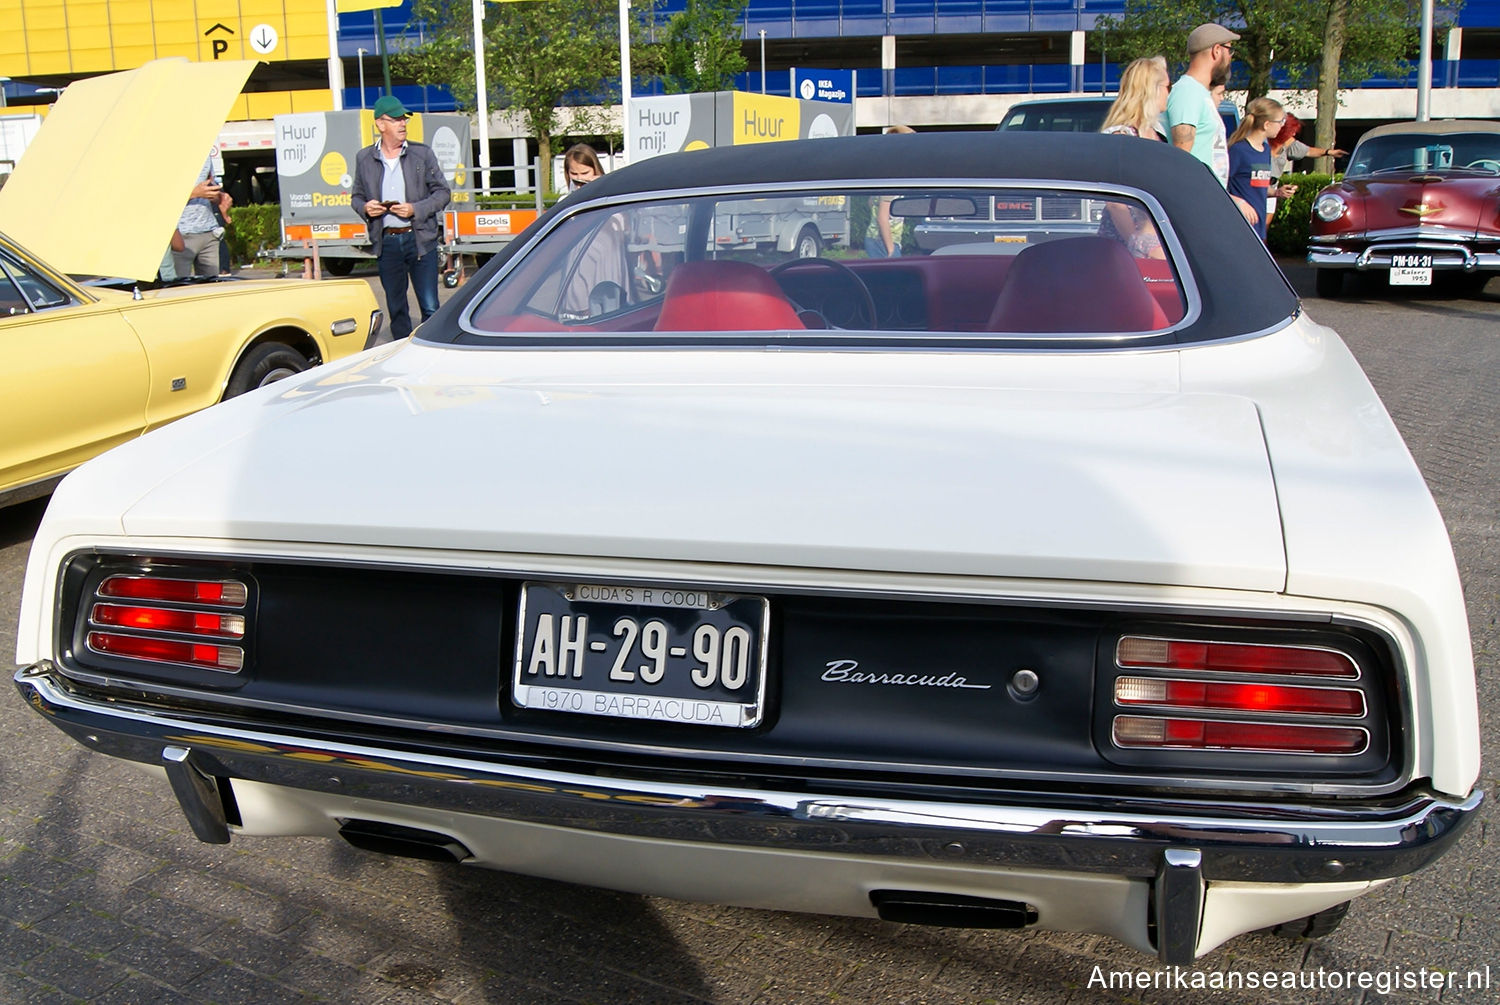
[1360, 225, 1484, 242]
[1155, 848, 1204, 965]
[16, 665, 1479, 886]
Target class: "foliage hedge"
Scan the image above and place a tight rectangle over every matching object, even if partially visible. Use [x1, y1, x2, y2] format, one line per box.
[226, 198, 563, 266]
[1267, 172, 1337, 257]
[225, 204, 282, 267]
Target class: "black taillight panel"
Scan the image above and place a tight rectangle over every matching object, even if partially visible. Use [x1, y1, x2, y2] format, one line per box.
[53, 553, 1407, 791]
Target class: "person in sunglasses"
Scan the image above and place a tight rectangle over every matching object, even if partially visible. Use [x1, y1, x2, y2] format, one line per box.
[1167, 23, 1256, 225]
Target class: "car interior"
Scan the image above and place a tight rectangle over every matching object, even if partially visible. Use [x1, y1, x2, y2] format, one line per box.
[1349, 133, 1500, 175]
[467, 187, 1186, 338]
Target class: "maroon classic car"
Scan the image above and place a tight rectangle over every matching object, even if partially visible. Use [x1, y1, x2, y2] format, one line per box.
[1307, 119, 1500, 297]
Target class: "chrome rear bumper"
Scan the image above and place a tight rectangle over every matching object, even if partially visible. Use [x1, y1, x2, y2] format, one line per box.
[15, 663, 1481, 963]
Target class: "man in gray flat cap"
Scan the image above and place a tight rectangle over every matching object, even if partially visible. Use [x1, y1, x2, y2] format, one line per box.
[1167, 23, 1256, 224]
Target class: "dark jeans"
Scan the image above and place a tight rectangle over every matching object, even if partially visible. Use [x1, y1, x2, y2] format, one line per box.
[377, 230, 441, 339]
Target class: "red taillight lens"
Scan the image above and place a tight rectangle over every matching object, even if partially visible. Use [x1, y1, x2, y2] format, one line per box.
[1113, 716, 1367, 755]
[92, 603, 245, 639]
[1109, 633, 1378, 761]
[1114, 676, 1365, 717]
[98, 575, 247, 608]
[84, 571, 250, 674]
[1116, 636, 1356, 678]
[87, 631, 245, 671]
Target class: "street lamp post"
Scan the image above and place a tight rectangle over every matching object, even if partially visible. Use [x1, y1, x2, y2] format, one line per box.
[471, 0, 491, 193]
[1417, 0, 1434, 121]
[620, 0, 633, 159]
[759, 30, 766, 94]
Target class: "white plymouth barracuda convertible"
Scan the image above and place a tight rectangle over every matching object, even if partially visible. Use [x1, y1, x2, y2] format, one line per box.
[13, 131, 1481, 963]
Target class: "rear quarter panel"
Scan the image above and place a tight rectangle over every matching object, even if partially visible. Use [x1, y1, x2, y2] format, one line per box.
[1179, 318, 1479, 797]
[114, 279, 377, 427]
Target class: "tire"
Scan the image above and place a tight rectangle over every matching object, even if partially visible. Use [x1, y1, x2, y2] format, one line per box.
[1266, 900, 1350, 940]
[442, 269, 460, 289]
[225, 343, 311, 399]
[321, 258, 356, 277]
[1314, 269, 1346, 298]
[794, 226, 822, 259]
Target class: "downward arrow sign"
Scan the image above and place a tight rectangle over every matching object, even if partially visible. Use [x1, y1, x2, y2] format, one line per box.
[249, 23, 279, 55]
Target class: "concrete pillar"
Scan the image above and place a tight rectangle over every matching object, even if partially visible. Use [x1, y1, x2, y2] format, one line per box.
[1070, 30, 1085, 93]
[512, 137, 530, 192]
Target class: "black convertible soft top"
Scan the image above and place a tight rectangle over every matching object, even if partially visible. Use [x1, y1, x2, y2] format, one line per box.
[436, 130, 1298, 346]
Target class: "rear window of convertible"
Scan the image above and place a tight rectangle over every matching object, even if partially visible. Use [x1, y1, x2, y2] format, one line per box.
[464, 186, 1189, 342]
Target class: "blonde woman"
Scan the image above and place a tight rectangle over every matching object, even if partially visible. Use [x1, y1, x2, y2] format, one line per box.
[1226, 96, 1285, 240]
[1101, 57, 1169, 139]
[1098, 57, 1169, 258]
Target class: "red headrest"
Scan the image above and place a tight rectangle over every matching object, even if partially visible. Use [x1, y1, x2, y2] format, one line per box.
[655, 260, 805, 332]
[987, 236, 1168, 333]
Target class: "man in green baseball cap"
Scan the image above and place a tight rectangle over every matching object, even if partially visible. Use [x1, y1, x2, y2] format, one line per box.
[352, 95, 451, 338]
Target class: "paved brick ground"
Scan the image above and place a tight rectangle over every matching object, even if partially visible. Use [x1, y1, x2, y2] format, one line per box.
[1, 265, 1496, 1003]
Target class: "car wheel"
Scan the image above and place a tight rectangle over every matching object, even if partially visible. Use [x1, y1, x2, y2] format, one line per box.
[321, 258, 356, 277]
[225, 343, 311, 399]
[1265, 900, 1350, 940]
[1315, 269, 1346, 298]
[794, 226, 822, 259]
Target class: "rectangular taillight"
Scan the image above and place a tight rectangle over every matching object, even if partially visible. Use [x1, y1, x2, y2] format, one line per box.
[1104, 632, 1389, 769]
[1116, 636, 1357, 678]
[1113, 716, 1368, 755]
[79, 570, 252, 676]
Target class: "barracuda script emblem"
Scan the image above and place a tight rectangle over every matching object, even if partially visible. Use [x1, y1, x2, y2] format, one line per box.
[820, 659, 991, 689]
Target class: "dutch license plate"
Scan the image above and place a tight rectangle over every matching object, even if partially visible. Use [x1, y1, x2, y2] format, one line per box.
[511, 582, 769, 727]
[1389, 254, 1433, 286]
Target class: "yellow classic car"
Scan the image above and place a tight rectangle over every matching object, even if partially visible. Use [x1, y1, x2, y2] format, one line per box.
[0, 232, 382, 506]
[0, 58, 383, 507]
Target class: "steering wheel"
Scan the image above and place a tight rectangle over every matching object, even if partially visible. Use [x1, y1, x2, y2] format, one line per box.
[1465, 159, 1500, 173]
[769, 257, 879, 329]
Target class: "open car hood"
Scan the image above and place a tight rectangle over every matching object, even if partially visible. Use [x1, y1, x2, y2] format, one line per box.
[0, 58, 255, 281]
[77, 347, 1289, 594]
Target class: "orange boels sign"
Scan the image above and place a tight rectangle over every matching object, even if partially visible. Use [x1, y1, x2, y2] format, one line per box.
[284, 222, 369, 241]
[446, 209, 540, 239]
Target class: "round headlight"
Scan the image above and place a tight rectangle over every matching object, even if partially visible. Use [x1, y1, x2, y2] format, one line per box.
[1314, 193, 1348, 222]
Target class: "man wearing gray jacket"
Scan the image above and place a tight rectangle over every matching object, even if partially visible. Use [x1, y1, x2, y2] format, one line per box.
[352, 95, 452, 339]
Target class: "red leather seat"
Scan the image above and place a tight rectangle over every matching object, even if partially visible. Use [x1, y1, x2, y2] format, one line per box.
[655, 260, 805, 332]
[986, 237, 1169, 333]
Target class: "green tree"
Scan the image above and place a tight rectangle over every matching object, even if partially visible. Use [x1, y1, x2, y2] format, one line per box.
[1095, 1, 1433, 113]
[660, 0, 749, 93]
[397, 0, 650, 195]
